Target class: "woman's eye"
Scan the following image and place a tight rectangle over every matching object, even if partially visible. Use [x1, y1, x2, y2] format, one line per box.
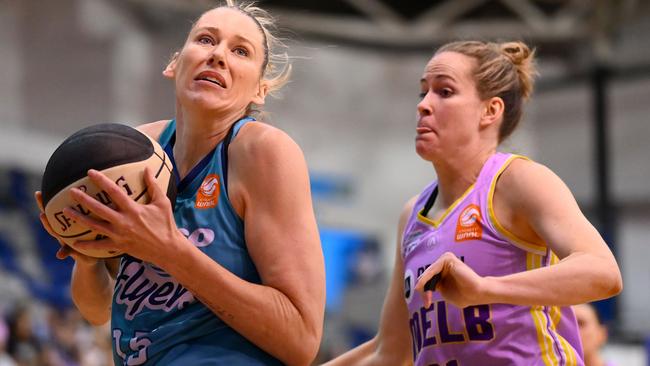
[234, 47, 249, 57]
[439, 88, 453, 97]
[419, 92, 427, 99]
[198, 36, 214, 45]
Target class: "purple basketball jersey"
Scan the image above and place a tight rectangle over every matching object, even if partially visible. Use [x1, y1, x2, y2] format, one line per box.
[401, 152, 584, 366]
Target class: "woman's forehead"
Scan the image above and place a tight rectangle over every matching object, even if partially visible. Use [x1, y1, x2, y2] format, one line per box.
[193, 7, 264, 45]
[423, 52, 475, 82]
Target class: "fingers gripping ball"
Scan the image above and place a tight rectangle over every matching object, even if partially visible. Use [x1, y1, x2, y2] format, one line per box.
[40, 123, 177, 258]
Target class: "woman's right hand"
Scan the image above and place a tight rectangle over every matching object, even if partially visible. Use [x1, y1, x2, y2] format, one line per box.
[34, 191, 99, 266]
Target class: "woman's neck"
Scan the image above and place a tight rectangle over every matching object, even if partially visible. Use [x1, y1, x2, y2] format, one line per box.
[432, 145, 495, 208]
[172, 104, 247, 179]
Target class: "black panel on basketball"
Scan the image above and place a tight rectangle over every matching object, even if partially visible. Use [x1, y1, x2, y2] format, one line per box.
[41, 123, 154, 207]
[40, 123, 177, 258]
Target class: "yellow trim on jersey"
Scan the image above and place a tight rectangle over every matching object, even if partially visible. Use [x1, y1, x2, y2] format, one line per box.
[531, 305, 559, 366]
[417, 184, 476, 228]
[558, 333, 578, 366]
[527, 253, 579, 366]
[548, 251, 579, 366]
[528, 253, 559, 365]
[550, 252, 560, 265]
[488, 154, 547, 255]
[550, 305, 561, 327]
[549, 305, 578, 366]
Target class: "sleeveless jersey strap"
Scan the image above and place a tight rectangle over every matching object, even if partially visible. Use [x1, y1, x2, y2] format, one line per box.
[484, 153, 547, 255]
[158, 119, 176, 147]
[220, 123, 237, 196]
[420, 185, 439, 218]
[220, 116, 255, 195]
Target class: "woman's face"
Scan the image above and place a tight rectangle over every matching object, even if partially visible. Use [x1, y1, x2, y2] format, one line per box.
[415, 51, 486, 162]
[164, 7, 267, 114]
[573, 304, 607, 356]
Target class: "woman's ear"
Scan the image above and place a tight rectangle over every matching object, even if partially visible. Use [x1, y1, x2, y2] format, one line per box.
[480, 96, 505, 127]
[163, 52, 180, 79]
[252, 80, 269, 105]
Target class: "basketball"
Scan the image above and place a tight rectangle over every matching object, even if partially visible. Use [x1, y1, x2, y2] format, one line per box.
[40, 123, 176, 258]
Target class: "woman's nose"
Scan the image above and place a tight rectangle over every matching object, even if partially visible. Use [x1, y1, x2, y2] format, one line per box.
[207, 45, 227, 68]
[417, 97, 432, 117]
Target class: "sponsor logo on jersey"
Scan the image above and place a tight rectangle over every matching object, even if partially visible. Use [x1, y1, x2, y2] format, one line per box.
[403, 222, 429, 257]
[455, 204, 482, 242]
[195, 174, 220, 209]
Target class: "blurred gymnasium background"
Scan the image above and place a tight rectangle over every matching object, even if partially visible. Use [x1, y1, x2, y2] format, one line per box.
[1, 0, 649, 365]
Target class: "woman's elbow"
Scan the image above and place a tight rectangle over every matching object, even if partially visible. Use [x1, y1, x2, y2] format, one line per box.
[71, 294, 111, 326]
[77, 307, 110, 326]
[86, 315, 110, 327]
[596, 262, 623, 299]
[284, 331, 321, 366]
[302, 332, 322, 365]
[284, 345, 318, 366]
[606, 269, 623, 297]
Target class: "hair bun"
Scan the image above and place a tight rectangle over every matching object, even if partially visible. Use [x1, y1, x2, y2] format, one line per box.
[500, 42, 531, 66]
[499, 41, 537, 100]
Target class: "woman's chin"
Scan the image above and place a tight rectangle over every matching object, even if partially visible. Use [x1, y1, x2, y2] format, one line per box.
[415, 141, 437, 160]
[415, 140, 432, 158]
[178, 89, 213, 103]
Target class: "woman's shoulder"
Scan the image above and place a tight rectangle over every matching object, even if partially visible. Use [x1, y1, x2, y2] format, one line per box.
[495, 155, 575, 214]
[136, 120, 172, 141]
[234, 120, 302, 159]
[399, 195, 419, 226]
[498, 157, 559, 192]
[227, 120, 309, 209]
[239, 120, 292, 141]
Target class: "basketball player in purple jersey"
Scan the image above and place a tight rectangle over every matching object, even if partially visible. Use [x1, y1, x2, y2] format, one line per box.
[325, 41, 622, 366]
[34, 2, 325, 365]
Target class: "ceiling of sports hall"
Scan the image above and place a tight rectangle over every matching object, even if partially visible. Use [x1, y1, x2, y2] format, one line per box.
[116, 0, 645, 59]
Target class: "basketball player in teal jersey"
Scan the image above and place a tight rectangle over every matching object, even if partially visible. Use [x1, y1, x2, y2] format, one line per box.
[325, 41, 622, 366]
[34, 2, 325, 365]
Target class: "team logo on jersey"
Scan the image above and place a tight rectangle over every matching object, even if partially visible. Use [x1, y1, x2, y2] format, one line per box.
[195, 174, 220, 209]
[455, 204, 482, 242]
[114, 257, 195, 320]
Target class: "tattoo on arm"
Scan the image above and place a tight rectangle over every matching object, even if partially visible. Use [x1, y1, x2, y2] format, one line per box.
[194, 293, 235, 321]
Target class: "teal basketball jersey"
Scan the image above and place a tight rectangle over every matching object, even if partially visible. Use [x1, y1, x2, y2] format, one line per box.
[111, 117, 284, 365]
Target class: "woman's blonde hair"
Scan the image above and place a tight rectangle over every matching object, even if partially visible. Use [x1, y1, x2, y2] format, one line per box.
[436, 41, 538, 142]
[225, 1, 291, 96]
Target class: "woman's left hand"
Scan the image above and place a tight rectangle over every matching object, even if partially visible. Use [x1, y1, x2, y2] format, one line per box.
[415, 252, 491, 308]
[63, 168, 181, 265]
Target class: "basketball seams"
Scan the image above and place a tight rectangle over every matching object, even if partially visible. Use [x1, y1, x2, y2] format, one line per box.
[144, 133, 173, 178]
[157, 151, 174, 174]
[134, 152, 173, 203]
[133, 188, 149, 203]
[153, 150, 171, 178]
[42, 126, 156, 207]
[138, 136, 174, 204]
[44, 152, 173, 257]
[42, 124, 176, 258]
[155, 152, 165, 178]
